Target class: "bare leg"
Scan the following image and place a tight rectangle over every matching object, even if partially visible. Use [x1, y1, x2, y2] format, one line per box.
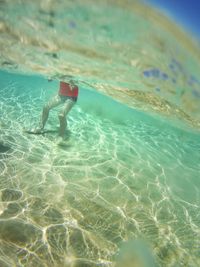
[58, 99, 75, 138]
[38, 95, 62, 130]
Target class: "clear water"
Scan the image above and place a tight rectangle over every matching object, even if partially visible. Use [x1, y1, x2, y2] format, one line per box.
[0, 1, 200, 267]
[0, 70, 200, 266]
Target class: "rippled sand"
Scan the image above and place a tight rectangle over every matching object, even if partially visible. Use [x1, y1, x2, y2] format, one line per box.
[0, 71, 200, 266]
[0, 1, 200, 267]
[0, 0, 200, 129]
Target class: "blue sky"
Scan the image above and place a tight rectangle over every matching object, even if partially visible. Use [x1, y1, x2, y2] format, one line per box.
[144, 0, 200, 40]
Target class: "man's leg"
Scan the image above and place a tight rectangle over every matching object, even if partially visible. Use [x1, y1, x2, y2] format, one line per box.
[35, 95, 62, 132]
[58, 99, 75, 138]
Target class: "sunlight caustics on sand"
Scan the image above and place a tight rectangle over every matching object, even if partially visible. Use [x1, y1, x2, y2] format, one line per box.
[0, 70, 200, 266]
[0, 0, 200, 266]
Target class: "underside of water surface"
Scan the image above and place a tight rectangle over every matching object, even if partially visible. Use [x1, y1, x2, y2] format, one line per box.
[0, 0, 200, 267]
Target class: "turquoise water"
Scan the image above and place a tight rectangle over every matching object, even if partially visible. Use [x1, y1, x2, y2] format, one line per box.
[0, 70, 200, 266]
[0, 1, 200, 266]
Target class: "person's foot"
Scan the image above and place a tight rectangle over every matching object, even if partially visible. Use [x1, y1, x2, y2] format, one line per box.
[31, 127, 44, 134]
[56, 136, 65, 146]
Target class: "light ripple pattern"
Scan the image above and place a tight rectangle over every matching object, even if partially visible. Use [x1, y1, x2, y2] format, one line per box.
[0, 71, 200, 266]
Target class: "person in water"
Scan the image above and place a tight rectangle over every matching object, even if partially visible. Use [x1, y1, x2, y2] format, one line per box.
[33, 79, 78, 143]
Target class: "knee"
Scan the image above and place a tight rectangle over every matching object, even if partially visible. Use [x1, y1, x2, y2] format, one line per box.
[43, 104, 50, 113]
[58, 112, 65, 121]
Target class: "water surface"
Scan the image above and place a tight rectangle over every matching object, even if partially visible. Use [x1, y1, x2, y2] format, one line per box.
[0, 1, 200, 266]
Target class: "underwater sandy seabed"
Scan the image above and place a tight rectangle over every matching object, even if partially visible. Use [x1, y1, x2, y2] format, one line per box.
[0, 0, 200, 266]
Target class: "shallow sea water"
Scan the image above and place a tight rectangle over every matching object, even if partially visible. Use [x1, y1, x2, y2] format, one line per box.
[0, 70, 200, 267]
[0, 0, 200, 267]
